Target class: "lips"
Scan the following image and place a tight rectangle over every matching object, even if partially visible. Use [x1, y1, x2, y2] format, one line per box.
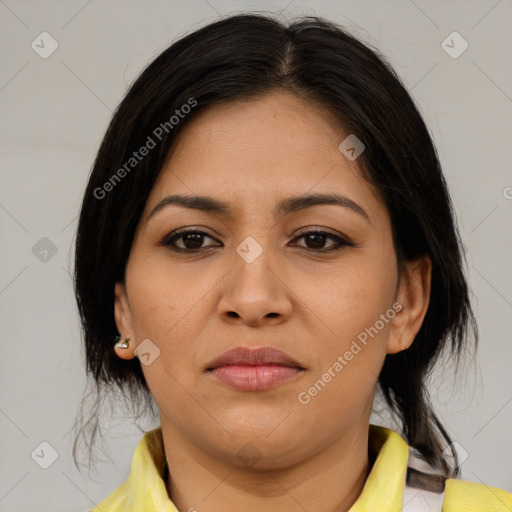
[206, 346, 305, 391]
[206, 346, 304, 371]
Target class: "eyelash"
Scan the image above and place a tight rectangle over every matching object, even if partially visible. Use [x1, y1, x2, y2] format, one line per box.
[159, 228, 355, 253]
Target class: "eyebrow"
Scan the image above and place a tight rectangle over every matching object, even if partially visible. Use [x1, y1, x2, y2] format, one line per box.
[146, 192, 371, 223]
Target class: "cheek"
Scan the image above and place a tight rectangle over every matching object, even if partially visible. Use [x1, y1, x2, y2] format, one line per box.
[290, 257, 398, 412]
[128, 266, 204, 417]
[296, 255, 396, 346]
[124, 259, 197, 365]
[126, 252, 205, 335]
[294, 274, 395, 421]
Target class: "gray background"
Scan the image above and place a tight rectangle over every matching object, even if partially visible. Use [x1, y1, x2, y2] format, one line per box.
[1, 0, 511, 510]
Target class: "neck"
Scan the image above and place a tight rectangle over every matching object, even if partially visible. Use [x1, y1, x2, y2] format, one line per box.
[161, 418, 372, 512]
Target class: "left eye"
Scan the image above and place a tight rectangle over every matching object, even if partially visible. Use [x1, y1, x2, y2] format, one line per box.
[292, 230, 352, 251]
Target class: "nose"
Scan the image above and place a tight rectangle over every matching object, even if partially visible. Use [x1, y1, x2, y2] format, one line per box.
[217, 239, 293, 327]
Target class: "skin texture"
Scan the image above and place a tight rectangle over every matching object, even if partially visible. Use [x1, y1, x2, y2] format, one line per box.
[114, 91, 431, 512]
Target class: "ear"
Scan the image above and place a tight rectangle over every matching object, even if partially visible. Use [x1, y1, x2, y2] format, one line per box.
[387, 255, 432, 354]
[114, 281, 136, 360]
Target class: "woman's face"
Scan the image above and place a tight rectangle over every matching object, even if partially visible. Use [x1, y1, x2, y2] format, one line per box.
[114, 91, 429, 469]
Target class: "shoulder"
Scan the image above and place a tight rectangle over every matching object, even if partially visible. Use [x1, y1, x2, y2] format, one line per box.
[404, 445, 512, 511]
[443, 477, 512, 511]
[403, 474, 512, 511]
[88, 427, 168, 511]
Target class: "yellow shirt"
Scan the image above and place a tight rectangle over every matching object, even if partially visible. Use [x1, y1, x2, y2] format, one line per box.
[91, 424, 512, 511]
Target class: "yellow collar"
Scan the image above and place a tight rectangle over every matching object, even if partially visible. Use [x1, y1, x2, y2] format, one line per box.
[347, 424, 409, 511]
[94, 422, 512, 511]
[122, 423, 409, 512]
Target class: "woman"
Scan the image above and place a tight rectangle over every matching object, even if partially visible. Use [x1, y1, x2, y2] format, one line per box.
[73, 13, 511, 511]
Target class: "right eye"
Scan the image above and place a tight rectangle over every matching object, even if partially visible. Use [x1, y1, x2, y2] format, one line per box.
[160, 229, 222, 252]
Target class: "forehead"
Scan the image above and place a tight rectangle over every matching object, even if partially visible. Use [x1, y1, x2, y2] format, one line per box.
[163, 91, 344, 173]
[146, 91, 385, 222]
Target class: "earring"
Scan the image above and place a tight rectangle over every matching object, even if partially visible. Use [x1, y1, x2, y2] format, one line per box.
[114, 335, 131, 349]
